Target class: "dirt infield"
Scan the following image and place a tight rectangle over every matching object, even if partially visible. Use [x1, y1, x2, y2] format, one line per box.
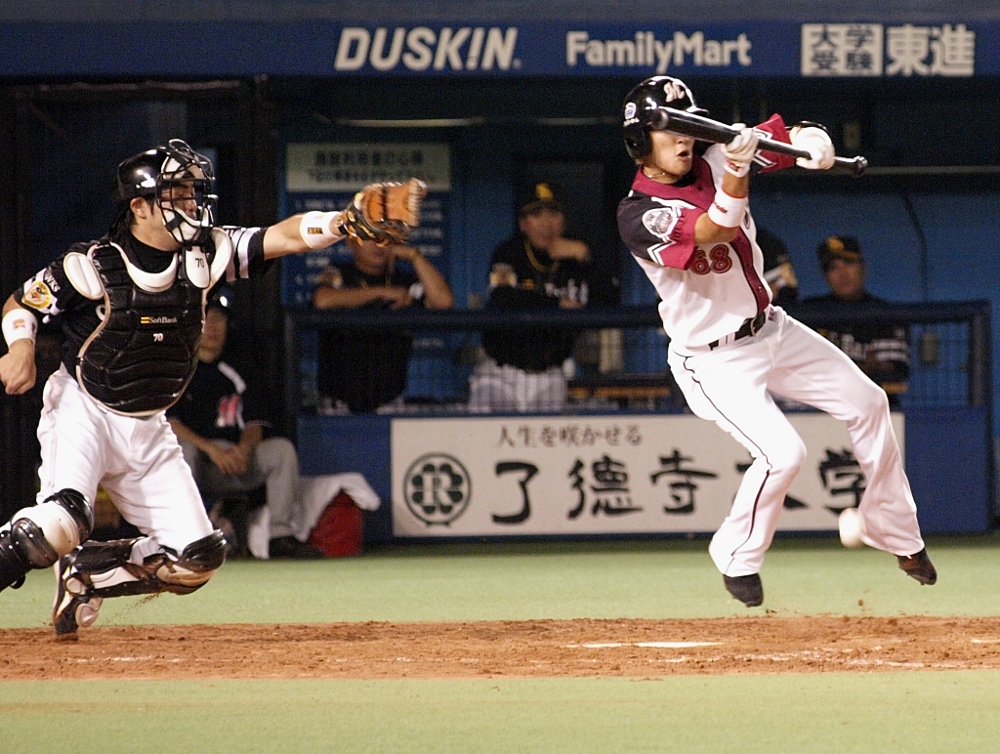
[2, 616, 999, 680]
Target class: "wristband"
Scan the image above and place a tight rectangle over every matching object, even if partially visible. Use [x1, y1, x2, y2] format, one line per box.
[2, 308, 38, 347]
[299, 211, 344, 249]
[707, 188, 748, 229]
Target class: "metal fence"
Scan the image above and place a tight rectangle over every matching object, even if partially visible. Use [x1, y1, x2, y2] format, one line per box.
[283, 300, 992, 422]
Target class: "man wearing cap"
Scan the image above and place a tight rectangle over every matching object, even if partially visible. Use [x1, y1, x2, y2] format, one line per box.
[802, 235, 910, 407]
[468, 182, 592, 413]
[167, 290, 324, 559]
[312, 234, 454, 414]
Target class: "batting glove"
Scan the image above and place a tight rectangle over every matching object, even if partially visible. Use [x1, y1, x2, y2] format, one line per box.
[790, 124, 835, 170]
[722, 125, 759, 177]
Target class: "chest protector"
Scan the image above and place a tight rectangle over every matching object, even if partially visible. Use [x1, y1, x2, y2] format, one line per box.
[76, 231, 233, 416]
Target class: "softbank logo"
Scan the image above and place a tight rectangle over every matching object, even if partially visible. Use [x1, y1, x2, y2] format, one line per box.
[334, 27, 520, 71]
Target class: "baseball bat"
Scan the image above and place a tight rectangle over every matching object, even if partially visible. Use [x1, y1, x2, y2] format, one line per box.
[650, 107, 868, 178]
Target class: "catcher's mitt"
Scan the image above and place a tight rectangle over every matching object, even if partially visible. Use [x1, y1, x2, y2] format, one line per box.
[340, 178, 427, 246]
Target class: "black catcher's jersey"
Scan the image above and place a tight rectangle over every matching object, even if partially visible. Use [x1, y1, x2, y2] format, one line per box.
[11, 225, 271, 415]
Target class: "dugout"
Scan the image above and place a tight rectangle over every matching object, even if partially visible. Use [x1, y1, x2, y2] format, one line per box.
[1, 1, 998, 532]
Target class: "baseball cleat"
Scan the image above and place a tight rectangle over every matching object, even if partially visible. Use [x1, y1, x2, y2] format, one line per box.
[723, 573, 764, 607]
[897, 548, 937, 585]
[52, 552, 103, 640]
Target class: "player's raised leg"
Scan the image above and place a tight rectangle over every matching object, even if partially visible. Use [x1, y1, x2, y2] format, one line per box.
[767, 312, 933, 584]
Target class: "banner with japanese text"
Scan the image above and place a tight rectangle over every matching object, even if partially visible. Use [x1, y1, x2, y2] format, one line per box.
[390, 413, 905, 537]
[281, 141, 451, 308]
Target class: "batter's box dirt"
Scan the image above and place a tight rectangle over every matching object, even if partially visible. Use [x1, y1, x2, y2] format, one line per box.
[2, 616, 999, 680]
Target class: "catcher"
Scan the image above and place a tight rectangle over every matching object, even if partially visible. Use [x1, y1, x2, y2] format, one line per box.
[0, 137, 425, 638]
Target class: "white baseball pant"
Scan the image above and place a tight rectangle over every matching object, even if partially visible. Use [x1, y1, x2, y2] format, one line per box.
[468, 357, 568, 413]
[668, 306, 924, 577]
[35, 366, 214, 556]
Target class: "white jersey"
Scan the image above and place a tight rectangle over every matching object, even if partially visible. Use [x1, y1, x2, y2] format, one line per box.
[616, 115, 793, 351]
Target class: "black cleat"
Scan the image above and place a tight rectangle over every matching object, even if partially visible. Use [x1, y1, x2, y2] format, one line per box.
[897, 548, 937, 585]
[268, 536, 324, 560]
[52, 552, 102, 640]
[723, 573, 764, 607]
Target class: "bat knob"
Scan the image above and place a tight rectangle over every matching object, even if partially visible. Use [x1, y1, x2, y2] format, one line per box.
[835, 155, 869, 177]
[649, 108, 669, 131]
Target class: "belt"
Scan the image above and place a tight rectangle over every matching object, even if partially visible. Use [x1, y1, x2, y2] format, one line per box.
[708, 311, 766, 351]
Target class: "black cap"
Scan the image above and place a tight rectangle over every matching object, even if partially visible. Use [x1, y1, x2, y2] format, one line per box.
[817, 235, 864, 272]
[518, 182, 563, 216]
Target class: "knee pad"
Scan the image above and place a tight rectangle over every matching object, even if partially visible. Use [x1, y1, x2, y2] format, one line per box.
[153, 530, 227, 591]
[0, 489, 92, 592]
[10, 489, 94, 566]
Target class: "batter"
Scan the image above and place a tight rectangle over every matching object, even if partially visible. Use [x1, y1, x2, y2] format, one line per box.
[616, 76, 935, 606]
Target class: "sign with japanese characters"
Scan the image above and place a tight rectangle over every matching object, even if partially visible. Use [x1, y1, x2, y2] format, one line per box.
[801, 23, 975, 76]
[281, 142, 451, 307]
[390, 413, 906, 537]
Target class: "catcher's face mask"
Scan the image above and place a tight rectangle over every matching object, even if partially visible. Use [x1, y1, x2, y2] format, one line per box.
[118, 139, 217, 247]
[155, 141, 217, 246]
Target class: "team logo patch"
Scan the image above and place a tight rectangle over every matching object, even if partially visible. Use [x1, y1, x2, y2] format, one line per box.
[624, 102, 637, 119]
[403, 453, 471, 527]
[489, 263, 517, 288]
[642, 206, 682, 243]
[216, 395, 241, 428]
[22, 279, 53, 310]
[139, 315, 179, 325]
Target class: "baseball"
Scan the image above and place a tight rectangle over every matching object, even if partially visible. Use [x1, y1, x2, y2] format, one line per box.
[838, 508, 865, 549]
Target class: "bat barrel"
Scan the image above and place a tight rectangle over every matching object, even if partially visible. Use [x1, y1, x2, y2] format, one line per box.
[651, 108, 740, 143]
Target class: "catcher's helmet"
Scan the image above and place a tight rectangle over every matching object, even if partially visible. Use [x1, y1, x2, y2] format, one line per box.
[622, 76, 708, 160]
[117, 138, 217, 246]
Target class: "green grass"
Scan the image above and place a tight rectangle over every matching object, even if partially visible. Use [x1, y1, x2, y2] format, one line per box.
[2, 535, 999, 753]
[1, 674, 999, 754]
[3, 535, 998, 628]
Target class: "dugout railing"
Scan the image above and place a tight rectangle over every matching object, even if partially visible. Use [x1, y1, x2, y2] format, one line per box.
[283, 299, 992, 420]
[283, 299, 996, 528]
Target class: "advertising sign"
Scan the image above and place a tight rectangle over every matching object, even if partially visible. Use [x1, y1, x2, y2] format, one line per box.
[2, 20, 994, 77]
[391, 413, 905, 537]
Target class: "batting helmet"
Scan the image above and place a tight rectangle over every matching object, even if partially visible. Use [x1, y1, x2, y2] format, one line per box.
[622, 76, 708, 160]
[116, 138, 217, 247]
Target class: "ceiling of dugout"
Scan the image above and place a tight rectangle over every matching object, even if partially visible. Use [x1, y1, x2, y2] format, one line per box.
[2, 1, 1000, 23]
